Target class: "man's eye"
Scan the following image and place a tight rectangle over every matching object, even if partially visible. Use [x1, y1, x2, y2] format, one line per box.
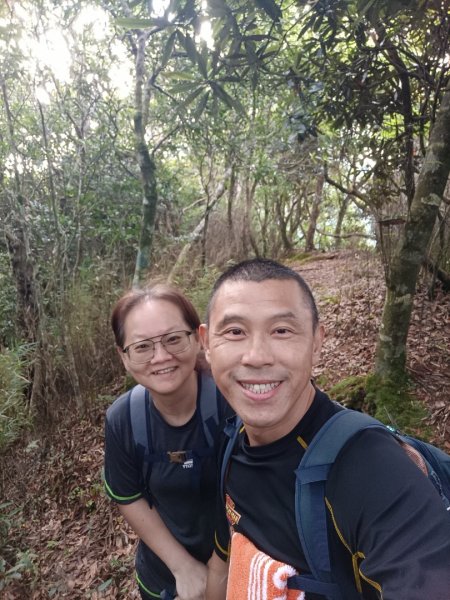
[224, 328, 245, 337]
[273, 327, 292, 335]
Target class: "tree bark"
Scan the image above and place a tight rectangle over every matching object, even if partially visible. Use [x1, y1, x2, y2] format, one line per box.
[305, 171, 324, 252]
[168, 167, 232, 282]
[375, 82, 450, 378]
[334, 196, 350, 249]
[132, 31, 158, 288]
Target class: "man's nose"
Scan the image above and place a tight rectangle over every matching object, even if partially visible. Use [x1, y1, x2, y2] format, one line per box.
[241, 335, 275, 367]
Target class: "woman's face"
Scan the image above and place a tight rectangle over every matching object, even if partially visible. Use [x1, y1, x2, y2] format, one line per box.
[119, 299, 200, 399]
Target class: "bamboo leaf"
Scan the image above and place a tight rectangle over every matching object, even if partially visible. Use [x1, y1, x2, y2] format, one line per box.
[179, 86, 204, 108]
[254, 0, 282, 23]
[193, 91, 210, 120]
[161, 31, 177, 69]
[169, 81, 198, 93]
[164, 71, 197, 81]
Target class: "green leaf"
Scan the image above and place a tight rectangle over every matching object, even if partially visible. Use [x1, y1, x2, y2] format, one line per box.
[254, 0, 282, 23]
[179, 86, 204, 108]
[178, 32, 199, 67]
[161, 31, 177, 69]
[164, 71, 198, 81]
[209, 82, 246, 116]
[193, 91, 210, 120]
[169, 81, 198, 93]
[97, 579, 113, 592]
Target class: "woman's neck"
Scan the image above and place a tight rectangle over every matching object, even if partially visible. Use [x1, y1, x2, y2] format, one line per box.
[151, 371, 198, 426]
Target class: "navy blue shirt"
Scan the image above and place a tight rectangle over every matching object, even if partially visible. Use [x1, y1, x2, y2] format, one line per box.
[104, 372, 230, 596]
[215, 390, 450, 599]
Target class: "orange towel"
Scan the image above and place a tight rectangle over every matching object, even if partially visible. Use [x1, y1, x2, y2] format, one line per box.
[226, 532, 305, 600]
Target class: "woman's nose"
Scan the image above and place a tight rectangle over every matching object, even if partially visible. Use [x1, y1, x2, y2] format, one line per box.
[150, 340, 172, 361]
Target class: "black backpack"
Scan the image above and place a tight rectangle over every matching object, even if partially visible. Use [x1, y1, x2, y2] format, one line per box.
[221, 408, 450, 600]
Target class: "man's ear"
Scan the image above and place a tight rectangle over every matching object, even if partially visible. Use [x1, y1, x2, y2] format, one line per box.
[198, 324, 211, 363]
[312, 323, 325, 366]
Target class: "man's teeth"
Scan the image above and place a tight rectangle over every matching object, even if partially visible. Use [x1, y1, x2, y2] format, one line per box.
[154, 367, 176, 375]
[241, 382, 279, 394]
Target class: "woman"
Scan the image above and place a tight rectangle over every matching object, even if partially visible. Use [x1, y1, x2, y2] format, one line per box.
[104, 284, 229, 600]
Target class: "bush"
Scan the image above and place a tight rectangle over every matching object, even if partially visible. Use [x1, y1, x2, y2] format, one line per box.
[0, 345, 32, 451]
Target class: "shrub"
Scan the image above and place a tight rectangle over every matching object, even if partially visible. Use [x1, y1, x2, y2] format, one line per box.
[0, 345, 32, 451]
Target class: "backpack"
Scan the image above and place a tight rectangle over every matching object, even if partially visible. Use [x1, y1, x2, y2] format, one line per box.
[130, 371, 222, 499]
[221, 408, 450, 600]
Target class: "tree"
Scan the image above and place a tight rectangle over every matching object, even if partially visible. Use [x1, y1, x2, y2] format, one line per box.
[376, 81, 450, 378]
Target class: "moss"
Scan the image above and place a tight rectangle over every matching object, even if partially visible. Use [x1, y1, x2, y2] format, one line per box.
[328, 373, 431, 439]
[365, 374, 430, 437]
[329, 375, 372, 412]
[321, 294, 340, 305]
[314, 373, 329, 389]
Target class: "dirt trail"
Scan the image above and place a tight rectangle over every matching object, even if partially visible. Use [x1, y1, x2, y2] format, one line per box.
[1, 250, 449, 598]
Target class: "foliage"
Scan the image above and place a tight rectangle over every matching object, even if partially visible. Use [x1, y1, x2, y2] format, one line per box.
[0, 253, 17, 347]
[0, 346, 32, 451]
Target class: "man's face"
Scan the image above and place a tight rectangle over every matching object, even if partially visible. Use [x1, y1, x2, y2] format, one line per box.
[199, 279, 324, 445]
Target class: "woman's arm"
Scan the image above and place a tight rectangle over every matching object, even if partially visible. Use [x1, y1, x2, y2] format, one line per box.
[206, 552, 228, 600]
[119, 499, 207, 600]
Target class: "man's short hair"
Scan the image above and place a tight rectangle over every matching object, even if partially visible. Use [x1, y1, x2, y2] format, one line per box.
[206, 258, 319, 330]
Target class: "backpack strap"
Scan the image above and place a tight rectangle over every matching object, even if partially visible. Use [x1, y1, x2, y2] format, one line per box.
[198, 372, 221, 448]
[293, 410, 383, 596]
[220, 415, 243, 500]
[129, 384, 153, 494]
[129, 374, 222, 496]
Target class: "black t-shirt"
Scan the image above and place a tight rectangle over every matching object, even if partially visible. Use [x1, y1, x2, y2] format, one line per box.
[104, 372, 230, 595]
[215, 390, 450, 600]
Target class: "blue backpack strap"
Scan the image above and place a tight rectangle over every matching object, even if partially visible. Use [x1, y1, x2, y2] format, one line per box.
[293, 410, 382, 597]
[198, 372, 220, 448]
[220, 415, 242, 500]
[129, 384, 153, 491]
[129, 384, 150, 455]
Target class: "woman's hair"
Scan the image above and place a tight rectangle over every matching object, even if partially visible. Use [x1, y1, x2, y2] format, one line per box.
[111, 283, 201, 350]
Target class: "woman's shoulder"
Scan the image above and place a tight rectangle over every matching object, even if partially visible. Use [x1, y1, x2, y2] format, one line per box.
[105, 386, 134, 425]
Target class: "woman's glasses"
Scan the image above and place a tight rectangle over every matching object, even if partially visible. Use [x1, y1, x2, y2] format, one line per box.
[123, 330, 194, 364]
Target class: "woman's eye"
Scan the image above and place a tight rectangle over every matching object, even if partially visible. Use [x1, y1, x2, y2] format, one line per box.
[135, 341, 152, 352]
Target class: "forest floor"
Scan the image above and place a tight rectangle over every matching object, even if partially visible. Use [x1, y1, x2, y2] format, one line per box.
[1, 250, 449, 599]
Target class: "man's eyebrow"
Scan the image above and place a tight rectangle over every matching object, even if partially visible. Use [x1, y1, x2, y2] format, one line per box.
[214, 311, 299, 330]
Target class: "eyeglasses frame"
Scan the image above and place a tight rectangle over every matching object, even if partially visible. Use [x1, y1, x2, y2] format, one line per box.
[122, 330, 195, 363]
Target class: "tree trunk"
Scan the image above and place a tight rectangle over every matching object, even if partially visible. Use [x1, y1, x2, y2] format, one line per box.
[132, 32, 158, 288]
[375, 82, 450, 378]
[168, 168, 232, 282]
[334, 196, 350, 249]
[305, 171, 324, 252]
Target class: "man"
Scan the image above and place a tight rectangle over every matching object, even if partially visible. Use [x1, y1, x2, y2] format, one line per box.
[199, 258, 450, 600]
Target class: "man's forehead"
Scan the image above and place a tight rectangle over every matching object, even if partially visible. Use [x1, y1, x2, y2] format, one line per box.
[209, 278, 310, 320]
